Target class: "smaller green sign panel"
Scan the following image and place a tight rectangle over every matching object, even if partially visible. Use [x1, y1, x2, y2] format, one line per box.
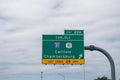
[42, 31, 84, 64]
[64, 30, 84, 35]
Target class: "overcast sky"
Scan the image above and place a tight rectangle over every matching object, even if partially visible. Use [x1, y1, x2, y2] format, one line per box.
[0, 0, 120, 80]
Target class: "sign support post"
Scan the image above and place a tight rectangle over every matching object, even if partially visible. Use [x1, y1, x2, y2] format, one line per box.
[84, 45, 116, 80]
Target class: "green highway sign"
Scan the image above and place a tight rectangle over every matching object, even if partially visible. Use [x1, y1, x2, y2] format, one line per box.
[42, 30, 84, 64]
[64, 30, 84, 35]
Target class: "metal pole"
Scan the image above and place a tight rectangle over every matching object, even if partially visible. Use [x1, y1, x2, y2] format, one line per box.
[84, 45, 116, 80]
[41, 72, 43, 80]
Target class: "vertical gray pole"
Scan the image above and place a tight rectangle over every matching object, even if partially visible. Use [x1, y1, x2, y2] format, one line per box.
[41, 72, 43, 80]
[84, 45, 116, 80]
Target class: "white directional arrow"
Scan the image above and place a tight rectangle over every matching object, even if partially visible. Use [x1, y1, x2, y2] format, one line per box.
[79, 54, 83, 59]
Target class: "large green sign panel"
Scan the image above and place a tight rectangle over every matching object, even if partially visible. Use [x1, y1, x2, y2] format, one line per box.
[42, 30, 84, 64]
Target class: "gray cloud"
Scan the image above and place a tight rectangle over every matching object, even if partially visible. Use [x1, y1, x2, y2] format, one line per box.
[0, 0, 120, 80]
